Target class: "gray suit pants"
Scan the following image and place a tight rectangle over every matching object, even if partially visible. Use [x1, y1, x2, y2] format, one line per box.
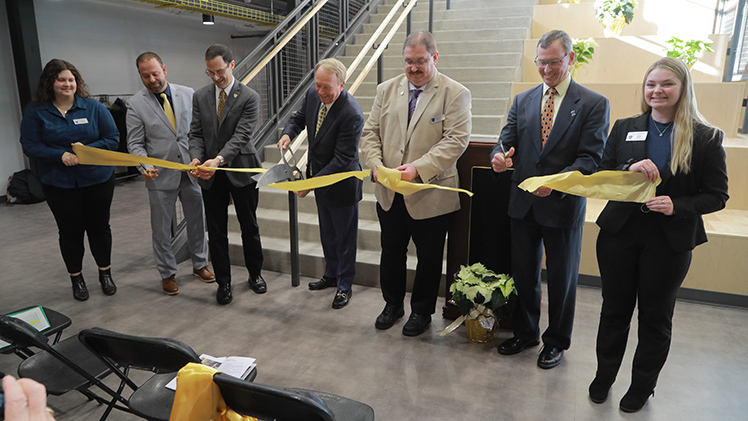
[148, 173, 209, 278]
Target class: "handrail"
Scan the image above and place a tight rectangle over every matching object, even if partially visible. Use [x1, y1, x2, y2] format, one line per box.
[286, 0, 420, 171]
[240, 0, 330, 86]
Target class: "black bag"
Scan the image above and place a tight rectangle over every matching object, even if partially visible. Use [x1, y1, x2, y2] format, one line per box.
[6, 169, 45, 204]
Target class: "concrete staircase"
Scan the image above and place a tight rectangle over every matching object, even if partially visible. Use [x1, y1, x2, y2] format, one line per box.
[229, 0, 535, 288]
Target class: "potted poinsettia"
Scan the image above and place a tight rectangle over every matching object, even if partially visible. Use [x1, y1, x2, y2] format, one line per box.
[439, 263, 517, 343]
[595, 0, 638, 37]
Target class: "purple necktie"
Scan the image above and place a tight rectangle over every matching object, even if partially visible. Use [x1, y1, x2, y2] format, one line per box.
[408, 89, 422, 123]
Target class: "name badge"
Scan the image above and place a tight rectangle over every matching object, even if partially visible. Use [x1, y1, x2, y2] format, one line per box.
[73, 118, 89, 125]
[430, 114, 445, 124]
[625, 131, 647, 141]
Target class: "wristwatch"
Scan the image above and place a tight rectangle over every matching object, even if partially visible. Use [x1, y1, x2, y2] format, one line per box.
[216, 155, 226, 166]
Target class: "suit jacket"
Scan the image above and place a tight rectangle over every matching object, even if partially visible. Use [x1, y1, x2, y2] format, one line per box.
[596, 112, 729, 252]
[282, 87, 364, 208]
[189, 81, 262, 189]
[491, 78, 610, 229]
[360, 71, 472, 220]
[126, 83, 196, 191]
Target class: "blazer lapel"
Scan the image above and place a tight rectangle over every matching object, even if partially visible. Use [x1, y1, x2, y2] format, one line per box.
[398, 78, 409, 146]
[144, 91, 174, 135]
[407, 76, 436, 138]
[314, 90, 347, 145]
[171, 85, 183, 135]
[524, 85, 543, 155]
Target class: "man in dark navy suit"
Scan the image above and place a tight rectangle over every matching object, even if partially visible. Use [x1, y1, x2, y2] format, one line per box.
[490, 30, 610, 368]
[278, 58, 364, 309]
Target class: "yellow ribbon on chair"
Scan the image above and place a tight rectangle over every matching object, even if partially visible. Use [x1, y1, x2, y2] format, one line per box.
[169, 363, 257, 421]
[72, 144, 266, 173]
[376, 165, 473, 197]
[518, 170, 660, 203]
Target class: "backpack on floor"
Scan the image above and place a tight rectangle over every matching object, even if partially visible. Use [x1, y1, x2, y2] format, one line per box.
[6, 169, 45, 204]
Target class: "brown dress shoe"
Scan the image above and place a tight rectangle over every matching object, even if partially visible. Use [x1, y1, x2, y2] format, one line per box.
[193, 267, 216, 283]
[162, 275, 179, 295]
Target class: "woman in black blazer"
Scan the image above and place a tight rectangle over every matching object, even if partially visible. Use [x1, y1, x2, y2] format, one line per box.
[588, 57, 729, 412]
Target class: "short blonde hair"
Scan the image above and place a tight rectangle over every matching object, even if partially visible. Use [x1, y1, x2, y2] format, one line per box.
[315, 58, 346, 84]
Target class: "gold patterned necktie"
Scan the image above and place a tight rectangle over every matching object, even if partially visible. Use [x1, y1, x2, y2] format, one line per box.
[541, 87, 557, 148]
[217, 89, 227, 122]
[160, 93, 176, 132]
[315, 104, 327, 137]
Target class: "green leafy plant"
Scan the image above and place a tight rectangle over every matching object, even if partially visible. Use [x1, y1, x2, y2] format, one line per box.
[595, 0, 638, 36]
[450, 263, 517, 320]
[571, 37, 599, 79]
[665, 37, 714, 69]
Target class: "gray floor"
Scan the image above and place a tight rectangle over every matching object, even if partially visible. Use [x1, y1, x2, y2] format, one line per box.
[1, 178, 747, 421]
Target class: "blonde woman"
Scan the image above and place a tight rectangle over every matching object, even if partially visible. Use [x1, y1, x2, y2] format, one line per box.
[589, 57, 728, 412]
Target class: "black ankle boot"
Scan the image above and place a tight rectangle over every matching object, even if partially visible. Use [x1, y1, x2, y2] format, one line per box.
[620, 387, 654, 413]
[71, 274, 89, 301]
[589, 376, 614, 404]
[99, 268, 117, 296]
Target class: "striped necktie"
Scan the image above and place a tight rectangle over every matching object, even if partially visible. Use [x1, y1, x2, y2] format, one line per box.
[217, 89, 227, 122]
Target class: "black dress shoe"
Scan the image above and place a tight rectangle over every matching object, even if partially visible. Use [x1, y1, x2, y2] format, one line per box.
[248, 274, 267, 294]
[71, 274, 89, 301]
[375, 303, 404, 330]
[216, 284, 233, 305]
[332, 290, 352, 309]
[497, 336, 540, 355]
[98, 268, 117, 296]
[620, 387, 653, 413]
[537, 345, 564, 369]
[402, 313, 431, 336]
[309, 276, 337, 290]
[589, 377, 613, 403]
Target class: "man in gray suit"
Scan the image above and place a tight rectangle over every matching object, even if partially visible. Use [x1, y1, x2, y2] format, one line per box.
[189, 44, 266, 305]
[127, 52, 214, 295]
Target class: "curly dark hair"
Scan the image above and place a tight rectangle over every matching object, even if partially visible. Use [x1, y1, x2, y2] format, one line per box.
[33, 59, 91, 105]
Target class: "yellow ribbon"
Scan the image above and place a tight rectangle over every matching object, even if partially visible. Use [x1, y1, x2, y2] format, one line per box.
[72, 144, 266, 173]
[169, 363, 258, 421]
[268, 170, 371, 191]
[376, 166, 473, 197]
[518, 170, 661, 203]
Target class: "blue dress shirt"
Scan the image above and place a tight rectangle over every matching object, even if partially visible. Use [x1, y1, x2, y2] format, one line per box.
[20, 95, 120, 188]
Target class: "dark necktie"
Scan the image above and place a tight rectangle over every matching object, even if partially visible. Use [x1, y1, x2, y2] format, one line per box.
[408, 89, 422, 123]
[217, 89, 227, 122]
[541, 87, 557, 148]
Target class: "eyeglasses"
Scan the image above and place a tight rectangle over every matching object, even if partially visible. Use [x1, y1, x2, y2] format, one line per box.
[403, 57, 432, 68]
[205, 65, 230, 78]
[534, 52, 570, 68]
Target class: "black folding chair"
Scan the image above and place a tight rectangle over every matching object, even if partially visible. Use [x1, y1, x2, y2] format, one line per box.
[214, 372, 375, 421]
[0, 315, 121, 409]
[0, 306, 71, 359]
[78, 327, 203, 421]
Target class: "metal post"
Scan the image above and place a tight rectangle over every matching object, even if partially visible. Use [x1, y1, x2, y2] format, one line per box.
[446, 0, 450, 10]
[288, 192, 300, 287]
[429, 0, 433, 33]
[377, 51, 384, 85]
[406, 1, 412, 35]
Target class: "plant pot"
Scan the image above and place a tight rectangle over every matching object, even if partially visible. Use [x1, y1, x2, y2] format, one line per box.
[465, 318, 496, 343]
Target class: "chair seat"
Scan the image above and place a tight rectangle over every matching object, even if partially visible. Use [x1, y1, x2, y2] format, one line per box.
[129, 373, 178, 421]
[17, 335, 109, 395]
[295, 388, 376, 421]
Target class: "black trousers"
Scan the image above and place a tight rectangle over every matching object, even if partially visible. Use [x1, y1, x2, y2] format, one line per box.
[595, 211, 691, 392]
[42, 176, 115, 274]
[317, 200, 358, 292]
[376, 194, 452, 315]
[202, 171, 263, 286]
[509, 209, 583, 350]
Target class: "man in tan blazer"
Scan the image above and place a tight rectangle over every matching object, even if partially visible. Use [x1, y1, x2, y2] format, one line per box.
[360, 30, 471, 336]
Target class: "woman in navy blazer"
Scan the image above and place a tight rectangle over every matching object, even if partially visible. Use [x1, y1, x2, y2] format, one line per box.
[589, 57, 729, 412]
[20, 59, 120, 301]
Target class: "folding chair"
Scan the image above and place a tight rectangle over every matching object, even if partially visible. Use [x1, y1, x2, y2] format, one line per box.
[0, 315, 120, 409]
[0, 306, 71, 360]
[214, 372, 376, 421]
[78, 327, 203, 421]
